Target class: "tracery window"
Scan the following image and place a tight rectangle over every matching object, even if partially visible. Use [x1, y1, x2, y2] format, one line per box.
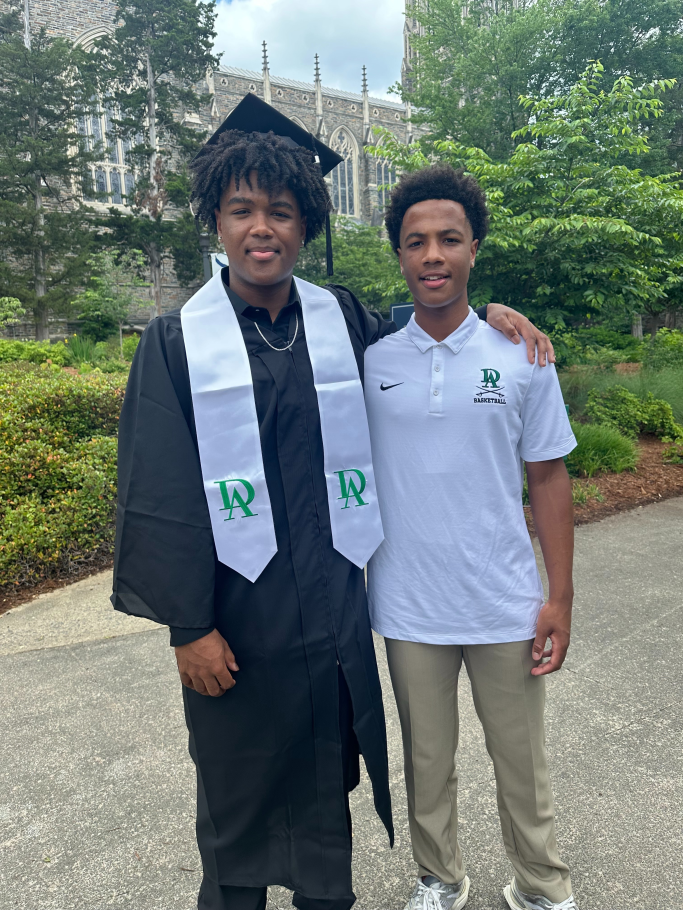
[78, 100, 135, 206]
[331, 130, 357, 217]
[375, 158, 397, 212]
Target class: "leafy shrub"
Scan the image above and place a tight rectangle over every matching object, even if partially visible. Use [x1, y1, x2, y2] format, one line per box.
[122, 334, 140, 361]
[663, 439, 683, 464]
[0, 338, 74, 366]
[565, 421, 638, 477]
[643, 329, 683, 371]
[551, 328, 644, 369]
[0, 364, 125, 588]
[560, 366, 683, 424]
[586, 386, 683, 439]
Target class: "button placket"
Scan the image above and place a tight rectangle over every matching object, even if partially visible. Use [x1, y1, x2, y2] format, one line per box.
[429, 345, 444, 414]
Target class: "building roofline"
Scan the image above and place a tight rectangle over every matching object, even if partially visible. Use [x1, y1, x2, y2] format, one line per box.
[216, 65, 405, 112]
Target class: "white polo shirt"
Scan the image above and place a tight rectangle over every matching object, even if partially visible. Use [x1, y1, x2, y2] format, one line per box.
[365, 309, 576, 645]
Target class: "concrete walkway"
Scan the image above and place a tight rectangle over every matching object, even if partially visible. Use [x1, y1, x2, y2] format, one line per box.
[1, 498, 682, 910]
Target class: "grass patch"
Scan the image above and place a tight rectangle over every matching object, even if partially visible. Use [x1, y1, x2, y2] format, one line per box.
[572, 481, 604, 505]
[565, 421, 639, 478]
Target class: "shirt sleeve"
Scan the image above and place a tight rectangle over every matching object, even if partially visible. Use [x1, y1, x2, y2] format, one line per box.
[519, 362, 577, 462]
[111, 316, 217, 635]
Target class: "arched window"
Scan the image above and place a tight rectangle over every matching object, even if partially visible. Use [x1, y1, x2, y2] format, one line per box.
[110, 169, 122, 205]
[73, 29, 135, 209]
[330, 129, 357, 217]
[375, 157, 397, 212]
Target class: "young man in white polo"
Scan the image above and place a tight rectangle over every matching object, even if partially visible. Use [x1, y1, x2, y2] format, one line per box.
[364, 165, 579, 910]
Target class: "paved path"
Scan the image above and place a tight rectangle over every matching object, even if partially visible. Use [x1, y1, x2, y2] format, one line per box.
[1, 498, 682, 910]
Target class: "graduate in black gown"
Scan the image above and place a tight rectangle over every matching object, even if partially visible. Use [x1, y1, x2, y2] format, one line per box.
[111, 94, 555, 910]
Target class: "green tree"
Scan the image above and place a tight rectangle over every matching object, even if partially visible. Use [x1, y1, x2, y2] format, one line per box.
[296, 218, 407, 312]
[402, 0, 683, 170]
[373, 64, 683, 329]
[0, 11, 101, 339]
[95, 0, 220, 314]
[0, 296, 26, 327]
[74, 250, 148, 350]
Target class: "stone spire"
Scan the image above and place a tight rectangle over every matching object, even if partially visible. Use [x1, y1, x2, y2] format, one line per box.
[362, 65, 371, 144]
[262, 41, 272, 105]
[314, 54, 325, 137]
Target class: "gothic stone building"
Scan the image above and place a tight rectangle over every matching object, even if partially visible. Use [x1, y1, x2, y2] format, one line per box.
[20, 0, 418, 317]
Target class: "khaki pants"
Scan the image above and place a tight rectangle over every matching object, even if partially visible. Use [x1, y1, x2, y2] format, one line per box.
[385, 638, 572, 904]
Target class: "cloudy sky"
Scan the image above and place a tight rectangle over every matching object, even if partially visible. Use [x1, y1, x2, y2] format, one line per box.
[214, 0, 406, 100]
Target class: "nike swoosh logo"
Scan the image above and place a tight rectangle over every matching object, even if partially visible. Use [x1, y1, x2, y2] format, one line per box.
[380, 382, 404, 391]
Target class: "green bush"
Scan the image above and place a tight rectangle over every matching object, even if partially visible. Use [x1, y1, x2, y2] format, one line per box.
[0, 338, 74, 366]
[560, 366, 683, 424]
[643, 329, 683, 371]
[551, 328, 644, 369]
[585, 386, 683, 439]
[122, 334, 140, 361]
[663, 439, 683, 464]
[566, 421, 638, 478]
[0, 364, 125, 588]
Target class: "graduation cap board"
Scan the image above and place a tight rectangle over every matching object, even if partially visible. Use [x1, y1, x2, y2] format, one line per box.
[199, 92, 343, 276]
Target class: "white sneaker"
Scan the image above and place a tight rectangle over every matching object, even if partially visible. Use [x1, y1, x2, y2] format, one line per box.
[404, 874, 470, 910]
[503, 876, 579, 910]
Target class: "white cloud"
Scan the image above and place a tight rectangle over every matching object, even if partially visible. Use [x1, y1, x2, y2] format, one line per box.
[214, 0, 406, 100]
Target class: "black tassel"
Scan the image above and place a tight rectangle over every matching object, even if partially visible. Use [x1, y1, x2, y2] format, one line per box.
[325, 212, 334, 278]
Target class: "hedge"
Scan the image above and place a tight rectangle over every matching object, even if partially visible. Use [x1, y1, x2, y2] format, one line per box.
[0, 363, 125, 589]
[0, 338, 73, 366]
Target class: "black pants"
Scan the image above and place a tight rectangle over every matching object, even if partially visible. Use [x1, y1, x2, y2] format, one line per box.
[198, 879, 355, 910]
[197, 668, 357, 910]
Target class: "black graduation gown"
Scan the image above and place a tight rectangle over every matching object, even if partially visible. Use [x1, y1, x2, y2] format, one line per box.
[111, 279, 396, 899]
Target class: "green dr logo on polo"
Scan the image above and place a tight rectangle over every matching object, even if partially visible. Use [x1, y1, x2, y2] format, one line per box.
[335, 469, 368, 509]
[481, 368, 501, 389]
[215, 479, 258, 520]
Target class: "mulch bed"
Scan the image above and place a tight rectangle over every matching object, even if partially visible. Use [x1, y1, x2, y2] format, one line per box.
[0, 554, 114, 617]
[2, 439, 681, 616]
[525, 437, 683, 537]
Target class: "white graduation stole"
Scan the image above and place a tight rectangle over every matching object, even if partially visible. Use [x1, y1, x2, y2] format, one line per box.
[180, 271, 384, 582]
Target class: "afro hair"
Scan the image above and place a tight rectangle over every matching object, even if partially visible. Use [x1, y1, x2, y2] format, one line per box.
[384, 164, 489, 252]
[190, 129, 332, 244]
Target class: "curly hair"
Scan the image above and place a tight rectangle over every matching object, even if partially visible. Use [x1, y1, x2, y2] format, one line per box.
[190, 129, 332, 243]
[384, 164, 489, 252]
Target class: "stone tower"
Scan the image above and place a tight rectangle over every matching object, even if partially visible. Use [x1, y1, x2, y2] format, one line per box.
[402, 0, 426, 93]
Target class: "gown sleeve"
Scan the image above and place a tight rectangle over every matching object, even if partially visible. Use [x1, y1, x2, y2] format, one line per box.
[111, 315, 217, 634]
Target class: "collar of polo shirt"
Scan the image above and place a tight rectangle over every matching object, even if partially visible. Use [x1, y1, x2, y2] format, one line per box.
[405, 306, 480, 355]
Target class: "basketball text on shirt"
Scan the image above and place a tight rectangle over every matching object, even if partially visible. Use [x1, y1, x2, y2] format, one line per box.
[474, 368, 507, 405]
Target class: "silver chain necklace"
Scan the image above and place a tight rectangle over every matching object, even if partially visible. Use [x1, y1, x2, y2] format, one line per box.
[254, 311, 299, 352]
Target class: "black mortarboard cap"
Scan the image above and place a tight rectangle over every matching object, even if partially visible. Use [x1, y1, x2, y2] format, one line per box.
[199, 93, 342, 275]
[201, 92, 343, 177]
